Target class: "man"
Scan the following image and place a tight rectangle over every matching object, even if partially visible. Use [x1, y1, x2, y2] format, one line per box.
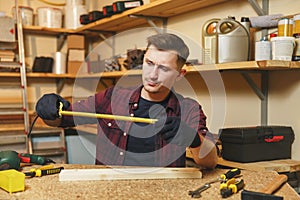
[36, 33, 218, 168]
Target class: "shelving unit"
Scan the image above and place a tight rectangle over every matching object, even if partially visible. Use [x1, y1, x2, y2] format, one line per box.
[2, 0, 298, 153]
[0, 1, 30, 153]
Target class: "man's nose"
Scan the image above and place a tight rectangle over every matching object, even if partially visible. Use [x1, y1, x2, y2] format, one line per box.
[149, 66, 159, 79]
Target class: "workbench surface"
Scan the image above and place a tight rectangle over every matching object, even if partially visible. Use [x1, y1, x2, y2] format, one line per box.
[1, 164, 299, 200]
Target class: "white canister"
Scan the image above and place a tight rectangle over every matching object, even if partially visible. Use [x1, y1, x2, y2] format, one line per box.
[52, 52, 66, 74]
[271, 36, 295, 61]
[37, 7, 62, 28]
[64, 5, 87, 29]
[255, 40, 271, 61]
[11, 6, 33, 26]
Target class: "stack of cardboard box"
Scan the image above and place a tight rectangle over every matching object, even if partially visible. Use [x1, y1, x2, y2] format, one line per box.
[67, 35, 86, 75]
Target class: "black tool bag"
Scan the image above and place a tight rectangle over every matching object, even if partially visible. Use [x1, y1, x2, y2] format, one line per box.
[219, 126, 295, 163]
[32, 57, 53, 73]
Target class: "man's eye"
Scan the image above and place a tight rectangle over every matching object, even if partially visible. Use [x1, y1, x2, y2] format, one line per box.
[159, 66, 170, 72]
[146, 61, 155, 66]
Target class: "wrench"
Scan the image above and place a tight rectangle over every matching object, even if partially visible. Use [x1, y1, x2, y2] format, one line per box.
[188, 182, 211, 198]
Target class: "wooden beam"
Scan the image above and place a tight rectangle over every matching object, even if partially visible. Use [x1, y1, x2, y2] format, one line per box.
[59, 167, 202, 181]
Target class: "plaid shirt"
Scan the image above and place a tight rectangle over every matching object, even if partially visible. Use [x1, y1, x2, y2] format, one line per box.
[60, 85, 210, 167]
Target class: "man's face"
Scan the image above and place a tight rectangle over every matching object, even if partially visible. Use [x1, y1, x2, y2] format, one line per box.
[142, 45, 182, 99]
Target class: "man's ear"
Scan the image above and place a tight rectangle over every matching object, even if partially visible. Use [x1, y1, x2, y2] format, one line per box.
[176, 69, 186, 81]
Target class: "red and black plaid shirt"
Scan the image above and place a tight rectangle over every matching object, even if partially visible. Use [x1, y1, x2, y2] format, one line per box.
[60, 85, 210, 167]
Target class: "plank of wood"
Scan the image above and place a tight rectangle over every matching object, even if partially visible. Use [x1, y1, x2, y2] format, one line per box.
[59, 167, 202, 181]
[217, 157, 300, 172]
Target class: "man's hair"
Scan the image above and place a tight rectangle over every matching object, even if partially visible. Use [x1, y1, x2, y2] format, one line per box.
[146, 33, 190, 69]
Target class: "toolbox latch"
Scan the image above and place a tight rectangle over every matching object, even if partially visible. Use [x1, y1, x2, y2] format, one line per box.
[264, 136, 284, 143]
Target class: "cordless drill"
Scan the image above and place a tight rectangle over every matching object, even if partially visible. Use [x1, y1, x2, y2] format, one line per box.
[0, 150, 55, 171]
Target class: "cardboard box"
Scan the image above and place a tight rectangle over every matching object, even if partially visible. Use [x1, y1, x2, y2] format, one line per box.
[67, 35, 85, 49]
[68, 61, 83, 75]
[219, 126, 295, 163]
[68, 49, 85, 62]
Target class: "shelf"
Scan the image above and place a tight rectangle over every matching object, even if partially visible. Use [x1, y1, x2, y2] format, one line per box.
[21, 0, 228, 35]
[23, 26, 78, 36]
[75, 61, 300, 78]
[0, 72, 74, 78]
[1, 61, 299, 79]
[76, 0, 228, 33]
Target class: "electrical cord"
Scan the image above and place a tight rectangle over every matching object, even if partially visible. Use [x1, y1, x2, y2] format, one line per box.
[27, 115, 39, 138]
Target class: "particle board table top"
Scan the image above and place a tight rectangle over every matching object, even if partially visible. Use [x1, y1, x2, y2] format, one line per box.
[0, 164, 299, 200]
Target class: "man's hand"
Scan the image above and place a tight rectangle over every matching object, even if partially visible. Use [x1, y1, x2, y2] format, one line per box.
[35, 93, 70, 120]
[155, 116, 201, 148]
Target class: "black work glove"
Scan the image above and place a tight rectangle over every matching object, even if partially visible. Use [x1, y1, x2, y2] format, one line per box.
[155, 116, 201, 148]
[35, 93, 70, 120]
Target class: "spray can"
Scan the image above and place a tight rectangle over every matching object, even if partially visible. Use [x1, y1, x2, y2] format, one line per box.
[202, 18, 220, 64]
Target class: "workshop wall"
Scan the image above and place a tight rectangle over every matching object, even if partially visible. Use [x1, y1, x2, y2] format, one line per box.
[1, 0, 300, 161]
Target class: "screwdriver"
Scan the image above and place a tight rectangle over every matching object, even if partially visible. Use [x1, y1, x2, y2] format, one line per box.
[219, 168, 241, 182]
[24, 165, 64, 177]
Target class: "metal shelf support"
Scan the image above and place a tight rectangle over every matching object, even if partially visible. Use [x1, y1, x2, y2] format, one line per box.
[240, 71, 269, 126]
[128, 14, 168, 33]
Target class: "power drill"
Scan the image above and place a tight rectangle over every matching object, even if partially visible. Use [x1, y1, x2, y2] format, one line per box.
[0, 150, 55, 171]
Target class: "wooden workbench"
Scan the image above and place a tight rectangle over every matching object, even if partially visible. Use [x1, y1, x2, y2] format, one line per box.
[0, 164, 299, 200]
[218, 157, 300, 173]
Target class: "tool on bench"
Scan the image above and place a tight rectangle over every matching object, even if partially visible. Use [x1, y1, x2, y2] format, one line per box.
[188, 168, 241, 198]
[220, 178, 245, 198]
[241, 174, 288, 200]
[58, 102, 158, 124]
[24, 165, 64, 177]
[0, 150, 55, 171]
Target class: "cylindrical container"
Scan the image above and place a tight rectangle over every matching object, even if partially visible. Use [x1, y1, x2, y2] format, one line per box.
[271, 36, 295, 61]
[37, 7, 62, 28]
[292, 33, 300, 61]
[64, 5, 87, 29]
[278, 18, 293, 37]
[66, 0, 83, 5]
[255, 37, 271, 61]
[293, 14, 300, 35]
[11, 6, 33, 26]
[52, 52, 66, 74]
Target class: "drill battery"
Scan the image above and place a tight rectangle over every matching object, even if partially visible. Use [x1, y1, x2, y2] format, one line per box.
[112, 0, 144, 14]
[103, 5, 114, 17]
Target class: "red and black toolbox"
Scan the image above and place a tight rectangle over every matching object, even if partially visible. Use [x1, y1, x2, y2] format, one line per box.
[219, 126, 295, 163]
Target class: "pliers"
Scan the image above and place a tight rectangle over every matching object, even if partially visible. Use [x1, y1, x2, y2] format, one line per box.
[189, 168, 241, 198]
[220, 178, 245, 198]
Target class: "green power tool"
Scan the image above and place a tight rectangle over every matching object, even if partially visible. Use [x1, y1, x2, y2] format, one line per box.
[0, 150, 55, 171]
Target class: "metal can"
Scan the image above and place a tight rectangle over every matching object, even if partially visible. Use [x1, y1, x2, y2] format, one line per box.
[293, 14, 300, 35]
[278, 18, 293, 37]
